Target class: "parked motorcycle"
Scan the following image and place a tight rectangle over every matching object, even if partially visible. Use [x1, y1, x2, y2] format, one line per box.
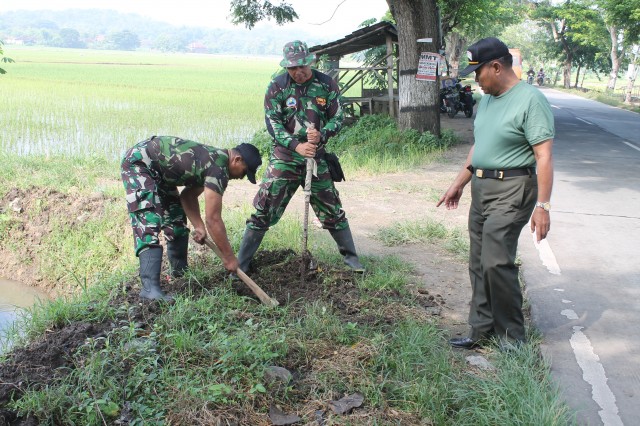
[441, 83, 475, 118]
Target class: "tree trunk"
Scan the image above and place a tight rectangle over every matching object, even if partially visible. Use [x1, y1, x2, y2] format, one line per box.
[624, 62, 638, 104]
[445, 32, 466, 78]
[606, 24, 620, 90]
[574, 65, 581, 88]
[561, 43, 573, 89]
[387, 0, 441, 135]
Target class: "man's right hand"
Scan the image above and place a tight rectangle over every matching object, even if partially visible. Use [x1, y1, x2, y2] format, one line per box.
[295, 141, 317, 158]
[192, 226, 207, 244]
[436, 186, 464, 210]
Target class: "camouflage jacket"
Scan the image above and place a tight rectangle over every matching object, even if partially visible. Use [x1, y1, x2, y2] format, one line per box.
[140, 136, 230, 195]
[264, 70, 344, 163]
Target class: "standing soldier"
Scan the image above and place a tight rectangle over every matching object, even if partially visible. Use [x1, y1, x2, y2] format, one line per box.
[437, 38, 554, 350]
[121, 136, 262, 300]
[237, 40, 365, 273]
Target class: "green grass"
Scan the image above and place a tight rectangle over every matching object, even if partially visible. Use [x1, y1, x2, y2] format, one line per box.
[1, 47, 275, 158]
[375, 218, 470, 259]
[554, 86, 640, 113]
[7, 256, 573, 425]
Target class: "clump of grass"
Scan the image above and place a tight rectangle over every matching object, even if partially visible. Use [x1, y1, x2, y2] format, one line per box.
[450, 344, 574, 425]
[248, 114, 460, 176]
[375, 218, 470, 258]
[332, 114, 460, 174]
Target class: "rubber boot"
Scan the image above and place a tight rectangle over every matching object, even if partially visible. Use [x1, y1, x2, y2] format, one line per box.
[166, 234, 189, 278]
[237, 227, 266, 273]
[139, 247, 172, 301]
[329, 227, 365, 272]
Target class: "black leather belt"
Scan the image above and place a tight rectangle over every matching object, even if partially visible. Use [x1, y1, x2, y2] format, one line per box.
[468, 166, 536, 180]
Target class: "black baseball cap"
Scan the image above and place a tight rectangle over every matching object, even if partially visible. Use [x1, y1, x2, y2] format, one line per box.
[234, 143, 262, 184]
[459, 37, 511, 77]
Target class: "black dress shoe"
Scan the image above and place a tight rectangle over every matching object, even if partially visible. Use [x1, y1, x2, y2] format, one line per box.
[449, 337, 481, 349]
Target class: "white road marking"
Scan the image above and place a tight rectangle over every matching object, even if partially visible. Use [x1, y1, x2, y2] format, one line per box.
[561, 309, 579, 320]
[562, 299, 572, 304]
[568, 324, 623, 426]
[576, 117, 593, 125]
[554, 288, 565, 292]
[530, 232, 561, 275]
[623, 141, 640, 152]
[552, 105, 561, 109]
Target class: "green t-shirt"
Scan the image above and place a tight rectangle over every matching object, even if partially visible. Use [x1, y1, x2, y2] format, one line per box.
[472, 81, 554, 169]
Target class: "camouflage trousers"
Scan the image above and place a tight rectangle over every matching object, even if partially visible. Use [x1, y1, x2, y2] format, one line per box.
[247, 158, 348, 231]
[121, 142, 189, 256]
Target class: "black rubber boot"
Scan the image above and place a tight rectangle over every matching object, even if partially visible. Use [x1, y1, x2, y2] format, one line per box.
[329, 227, 365, 272]
[166, 234, 189, 278]
[139, 247, 172, 301]
[237, 227, 266, 273]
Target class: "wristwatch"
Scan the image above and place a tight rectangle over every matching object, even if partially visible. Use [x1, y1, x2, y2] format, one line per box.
[535, 201, 551, 212]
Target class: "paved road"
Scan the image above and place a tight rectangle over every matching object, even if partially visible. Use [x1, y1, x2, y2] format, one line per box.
[518, 88, 640, 426]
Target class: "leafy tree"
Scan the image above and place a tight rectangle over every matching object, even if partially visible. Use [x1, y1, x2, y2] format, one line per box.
[0, 40, 15, 75]
[229, 0, 442, 134]
[54, 27, 85, 48]
[108, 30, 140, 51]
[438, 0, 526, 78]
[153, 34, 187, 52]
[532, 0, 607, 88]
[229, 0, 298, 28]
[596, 0, 640, 89]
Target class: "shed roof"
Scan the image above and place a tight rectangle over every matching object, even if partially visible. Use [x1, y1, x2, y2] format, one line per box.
[309, 21, 397, 58]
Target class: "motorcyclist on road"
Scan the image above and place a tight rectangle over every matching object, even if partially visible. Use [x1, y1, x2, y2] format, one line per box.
[526, 67, 535, 84]
[537, 68, 545, 82]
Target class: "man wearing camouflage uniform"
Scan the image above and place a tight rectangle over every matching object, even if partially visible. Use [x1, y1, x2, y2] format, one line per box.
[121, 136, 262, 300]
[237, 40, 364, 273]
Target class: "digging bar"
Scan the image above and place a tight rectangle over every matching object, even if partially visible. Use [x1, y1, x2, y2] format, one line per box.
[301, 123, 317, 274]
[201, 236, 279, 307]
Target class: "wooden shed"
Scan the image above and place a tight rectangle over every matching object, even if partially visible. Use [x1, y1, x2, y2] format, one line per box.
[309, 21, 398, 118]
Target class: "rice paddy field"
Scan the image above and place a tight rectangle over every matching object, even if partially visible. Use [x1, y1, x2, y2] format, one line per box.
[2, 47, 278, 159]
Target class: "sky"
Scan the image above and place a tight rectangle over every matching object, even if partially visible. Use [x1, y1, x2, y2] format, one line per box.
[2, 0, 390, 39]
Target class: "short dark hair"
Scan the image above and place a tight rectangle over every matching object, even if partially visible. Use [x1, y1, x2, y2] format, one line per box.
[495, 53, 513, 67]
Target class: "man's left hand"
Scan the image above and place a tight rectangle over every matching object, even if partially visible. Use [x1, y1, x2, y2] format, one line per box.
[530, 209, 550, 242]
[307, 127, 321, 144]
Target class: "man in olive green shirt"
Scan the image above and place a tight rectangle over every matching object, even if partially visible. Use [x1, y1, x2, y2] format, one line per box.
[437, 37, 554, 349]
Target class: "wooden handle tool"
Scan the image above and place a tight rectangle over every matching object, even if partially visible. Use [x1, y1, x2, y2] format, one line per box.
[202, 236, 279, 307]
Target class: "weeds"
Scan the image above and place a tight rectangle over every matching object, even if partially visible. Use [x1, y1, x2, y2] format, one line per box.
[376, 218, 470, 259]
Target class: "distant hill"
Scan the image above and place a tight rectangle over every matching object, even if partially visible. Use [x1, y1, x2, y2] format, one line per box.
[0, 9, 332, 55]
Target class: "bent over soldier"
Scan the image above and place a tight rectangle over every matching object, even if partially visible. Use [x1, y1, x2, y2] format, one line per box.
[121, 136, 262, 300]
[237, 40, 365, 273]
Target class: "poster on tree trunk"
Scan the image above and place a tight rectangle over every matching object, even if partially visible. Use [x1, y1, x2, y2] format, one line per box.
[416, 52, 440, 81]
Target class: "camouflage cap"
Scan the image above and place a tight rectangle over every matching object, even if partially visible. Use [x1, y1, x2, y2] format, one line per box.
[279, 40, 315, 68]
